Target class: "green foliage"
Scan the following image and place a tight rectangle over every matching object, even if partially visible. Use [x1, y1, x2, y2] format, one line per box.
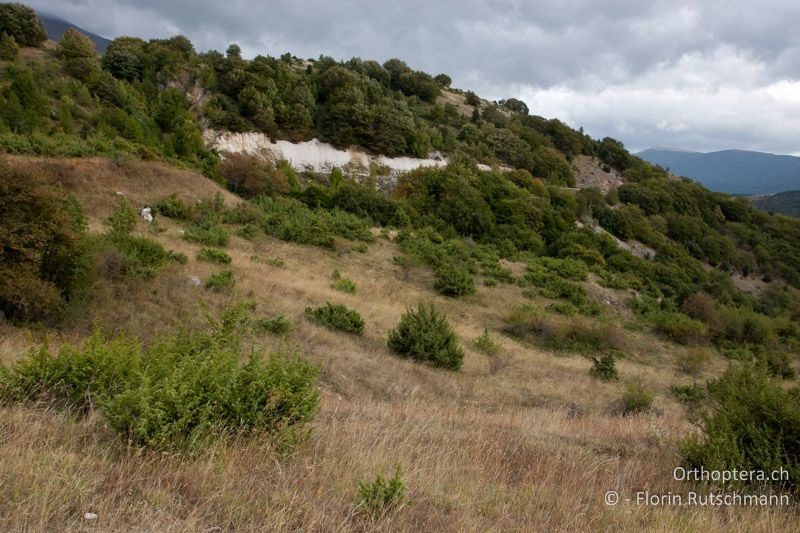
[505, 307, 625, 355]
[0, 3, 47, 46]
[183, 222, 230, 247]
[253, 315, 292, 336]
[590, 352, 619, 381]
[0, 31, 17, 60]
[331, 278, 357, 294]
[197, 247, 232, 264]
[204, 269, 235, 291]
[433, 260, 475, 297]
[618, 382, 654, 415]
[357, 466, 406, 516]
[670, 383, 706, 404]
[154, 193, 192, 220]
[650, 311, 709, 345]
[219, 152, 290, 198]
[166, 250, 188, 264]
[387, 303, 465, 370]
[473, 327, 498, 355]
[105, 197, 138, 236]
[682, 364, 800, 490]
[0, 165, 88, 323]
[97, 233, 169, 280]
[546, 302, 578, 316]
[254, 196, 373, 248]
[56, 28, 98, 81]
[305, 302, 365, 335]
[0, 305, 320, 450]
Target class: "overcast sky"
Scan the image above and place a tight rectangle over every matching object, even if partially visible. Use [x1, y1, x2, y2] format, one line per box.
[30, 0, 800, 155]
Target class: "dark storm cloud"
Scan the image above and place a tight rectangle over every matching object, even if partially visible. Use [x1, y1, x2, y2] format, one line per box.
[27, 0, 800, 154]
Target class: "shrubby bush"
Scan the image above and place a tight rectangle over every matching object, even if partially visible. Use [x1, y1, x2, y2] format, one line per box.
[205, 269, 235, 291]
[0, 164, 89, 323]
[219, 152, 290, 198]
[618, 381, 654, 415]
[305, 302, 364, 335]
[0, 31, 18, 60]
[387, 303, 465, 370]
[0, 3, 47, 46]
[197, 247, 232, 264]
[433, 260, 475, 297]
[0, 304, 320, 449]
[357, 466, 406, 516]
[253, 315, 292, 336]
[254, 196, 373, 248]
[650, 311, 709, 345]
[683, 364, 800, 490]
[505, 307, 625, 355]
[154, 193, 192, 220]
[184, 221, 230, 247]
[590, 352, 619, 381]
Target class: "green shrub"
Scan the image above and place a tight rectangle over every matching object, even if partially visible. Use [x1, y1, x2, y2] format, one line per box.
[618, 381, 654, 415]
[167, 250, 188, 264]
[205, 269, 235, 291]
[433, 261, 475, 296]
[105, 197, 137, 236]
[590, 352, 618, 381]
[721, 346, 755, 361]
[670, 383, 705, 404]
[504, 309, 625, 355]
[650, 311, 709, 345]
[387, 303, 465, 370]
[235, 224, 260, 240]
[0, 305, 320, 450]
[267, 257, 285, 267]
[473, 327, 498, 355]
[305, 302, 364, 335]
[153, 193, 192, 220]
[98, 233, 169, 280]
[0, 31, 18, 60]
[682, 364, 800, 490]
[255, 196, 373, 248]
[183, 222, 230, 247]
[763, 350, 796, 379]
[676, 348, 709, 376]
[254, 315, 292, 336]
[546, 302, 578, 316]
[357, 466, 406, 516]
[197, 248, 232, 264]
[718, 307, 773, 346]
[0, 3, 48, 46]
[331, 278, 357, 294]
[0, 167, 89, 324]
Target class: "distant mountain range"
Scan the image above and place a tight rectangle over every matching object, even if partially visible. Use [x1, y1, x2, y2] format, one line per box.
[37, 11, 111, 53]
[637, 147, 800, 195]
[750, 190, 800, 218]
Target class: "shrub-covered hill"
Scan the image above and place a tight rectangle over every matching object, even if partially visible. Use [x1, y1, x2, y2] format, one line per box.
[0, 3, 632, 184]
[2, 7, 800, 529]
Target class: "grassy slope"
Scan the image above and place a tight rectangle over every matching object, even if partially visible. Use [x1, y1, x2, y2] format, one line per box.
[0, 157, 797, 531]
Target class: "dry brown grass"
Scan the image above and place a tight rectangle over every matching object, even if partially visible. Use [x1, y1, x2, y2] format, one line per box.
[1, 157, 797, 531]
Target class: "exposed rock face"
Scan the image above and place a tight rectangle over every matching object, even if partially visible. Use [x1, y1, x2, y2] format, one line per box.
[572, 155, 624, 193]
[576, 220, 656, 260]
[203, 129, 510, 191]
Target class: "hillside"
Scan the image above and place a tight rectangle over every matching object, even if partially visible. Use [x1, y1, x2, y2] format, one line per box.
[751, 190, 800, 218]
[2, 5, 800, 531]
[36, 11, 111, 52]
[638, 147, 800, 195]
